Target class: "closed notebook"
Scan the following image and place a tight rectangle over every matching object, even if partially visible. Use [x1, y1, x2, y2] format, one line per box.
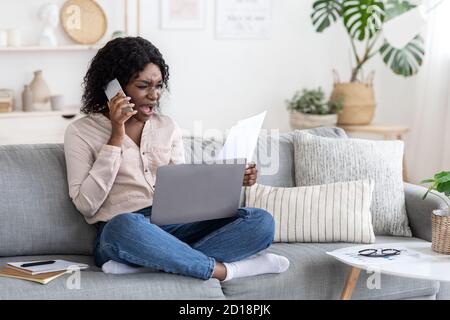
[7, 260, 89, 275]
[0, 267, 67, 285]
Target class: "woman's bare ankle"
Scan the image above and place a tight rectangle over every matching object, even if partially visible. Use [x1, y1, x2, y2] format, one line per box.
[212, 262, 227, 281]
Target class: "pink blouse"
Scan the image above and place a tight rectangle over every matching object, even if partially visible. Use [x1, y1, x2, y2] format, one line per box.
[64, 112, 185, 224]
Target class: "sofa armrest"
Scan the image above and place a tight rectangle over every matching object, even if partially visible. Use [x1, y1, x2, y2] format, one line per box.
[404, 183, 448, 241]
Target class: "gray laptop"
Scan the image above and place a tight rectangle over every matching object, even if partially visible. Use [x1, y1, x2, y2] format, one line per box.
[150, 160, 246, 226]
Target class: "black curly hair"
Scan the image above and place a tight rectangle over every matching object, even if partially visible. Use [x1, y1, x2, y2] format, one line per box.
[81, 37, 169, 115]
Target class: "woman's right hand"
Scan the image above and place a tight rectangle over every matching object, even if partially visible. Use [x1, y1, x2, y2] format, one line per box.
[108, 91, 137, 128]
[107, 92, 137, 147]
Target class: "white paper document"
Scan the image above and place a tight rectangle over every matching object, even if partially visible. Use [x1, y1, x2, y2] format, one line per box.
[216, 111, 267, 162]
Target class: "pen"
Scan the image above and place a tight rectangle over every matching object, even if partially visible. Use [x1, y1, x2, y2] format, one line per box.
[21, 260, 56, 268]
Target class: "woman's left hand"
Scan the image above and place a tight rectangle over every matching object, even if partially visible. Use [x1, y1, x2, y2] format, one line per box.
[243, 163, 257, 187]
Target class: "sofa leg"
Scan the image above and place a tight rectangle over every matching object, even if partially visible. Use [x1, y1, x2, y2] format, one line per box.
[341, 267, 361, 300]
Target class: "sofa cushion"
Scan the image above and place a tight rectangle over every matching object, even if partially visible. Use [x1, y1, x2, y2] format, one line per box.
[255, 128, 347, 188]
[220, 236, 439, 300]
[293, 132, 411, 237]
[0, 144, 97, 257]
[244, 180, 376, 243]
[0, 255, 225, 300]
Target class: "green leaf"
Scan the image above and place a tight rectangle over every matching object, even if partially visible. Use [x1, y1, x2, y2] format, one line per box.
[435, 171, 450, 180]
[436, 176, 450, 184]
[384, 0, 416, 21]
[379, 35, 424, 77]
[436, 181, 450, 194]
[286, 87, 339, 115]
[342, 0, 385, 41]
[421, 171, 450, 204]
[311, 0, 343, 32]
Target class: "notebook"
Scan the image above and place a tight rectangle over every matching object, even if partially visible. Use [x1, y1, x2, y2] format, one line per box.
[0, 266, 67, 285]
[7, 260, 89, 275]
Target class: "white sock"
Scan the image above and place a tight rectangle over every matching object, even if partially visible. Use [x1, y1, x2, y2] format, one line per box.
[222, 253, 290, 282]
[101, 260, 154, 275]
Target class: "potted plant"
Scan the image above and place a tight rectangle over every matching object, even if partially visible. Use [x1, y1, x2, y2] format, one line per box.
[286, 87, 343, 130]
[421, 171, 450, 254]
[311, 0, 425, 125]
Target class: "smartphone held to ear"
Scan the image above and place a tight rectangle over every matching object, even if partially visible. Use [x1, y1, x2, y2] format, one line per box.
[104, 79, 134, 114]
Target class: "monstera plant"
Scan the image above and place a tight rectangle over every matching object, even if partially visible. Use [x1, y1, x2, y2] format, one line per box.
[311, 0, 425, 124]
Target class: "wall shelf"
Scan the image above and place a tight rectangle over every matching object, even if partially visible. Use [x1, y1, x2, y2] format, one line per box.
[0, 45, 102, 52]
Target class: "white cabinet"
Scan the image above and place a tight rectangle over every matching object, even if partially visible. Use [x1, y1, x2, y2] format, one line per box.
[0, 111, 83, 145]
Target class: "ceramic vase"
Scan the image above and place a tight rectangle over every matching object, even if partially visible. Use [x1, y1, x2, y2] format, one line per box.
[29, 70, 51, 111]
[21, 85, 33, 112]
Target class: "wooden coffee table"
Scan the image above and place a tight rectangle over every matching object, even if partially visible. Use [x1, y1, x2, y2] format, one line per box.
[328, 241, 450, 300]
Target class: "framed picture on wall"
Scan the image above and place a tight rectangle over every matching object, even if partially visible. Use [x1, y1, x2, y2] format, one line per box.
[160, 0, 206, 29]
[216, 0, 272, 39]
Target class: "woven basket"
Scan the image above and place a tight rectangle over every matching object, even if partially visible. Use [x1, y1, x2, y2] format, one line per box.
[330, 70, 376, 125]
[431, 209, 450, 254]
[289, 111, 338, 130]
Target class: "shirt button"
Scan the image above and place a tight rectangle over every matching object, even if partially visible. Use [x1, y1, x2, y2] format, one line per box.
[145, 169, 148, 173]
[142, 152, 145, 155]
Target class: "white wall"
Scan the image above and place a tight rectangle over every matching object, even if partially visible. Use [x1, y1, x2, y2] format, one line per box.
[0, 0, 345, 133]
[1, 0, 439, 183]
[0, 0, 124, 111]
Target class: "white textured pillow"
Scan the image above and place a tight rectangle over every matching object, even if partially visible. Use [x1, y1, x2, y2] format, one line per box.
[293, 132, 411, 237]
[244, 180, 376, 243]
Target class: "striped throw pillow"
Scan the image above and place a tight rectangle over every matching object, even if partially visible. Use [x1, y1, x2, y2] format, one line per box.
[244, 180, 376, 243]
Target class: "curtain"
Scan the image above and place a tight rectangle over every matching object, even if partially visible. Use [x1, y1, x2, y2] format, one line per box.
[407, 0, 450, 184]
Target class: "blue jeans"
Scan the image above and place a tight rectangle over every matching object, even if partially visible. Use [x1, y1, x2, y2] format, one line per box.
[93, 206, 275, 280]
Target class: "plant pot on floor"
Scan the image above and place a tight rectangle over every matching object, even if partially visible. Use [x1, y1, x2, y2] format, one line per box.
[289, 111, 338, 130]
[330, 72, 376, 125]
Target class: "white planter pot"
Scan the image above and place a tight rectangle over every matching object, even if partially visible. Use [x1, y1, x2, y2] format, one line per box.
[289, 111, 338, 130]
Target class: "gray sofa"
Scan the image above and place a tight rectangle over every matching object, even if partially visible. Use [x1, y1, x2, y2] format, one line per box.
[0, 128, 448, 300]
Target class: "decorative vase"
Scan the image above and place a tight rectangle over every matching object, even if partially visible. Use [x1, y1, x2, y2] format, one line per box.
[29, 70, 51, 111]
[431, 209, 450, 255]
[330, 71, 376, 125]
[21, 85, 33, 112]
[50, 95, 64, 111]
[289, 111, 338, 130]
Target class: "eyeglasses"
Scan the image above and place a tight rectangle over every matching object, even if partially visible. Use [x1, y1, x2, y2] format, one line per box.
[145, 86, 163, 95]
[136, 82, 164, 96]
[358, 248, 401, 258]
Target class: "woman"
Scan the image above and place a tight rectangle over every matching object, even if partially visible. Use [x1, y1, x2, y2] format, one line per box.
[64, 37, 289, 281]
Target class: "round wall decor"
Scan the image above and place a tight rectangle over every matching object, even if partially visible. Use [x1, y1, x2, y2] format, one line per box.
[60, 0, 107, 45]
